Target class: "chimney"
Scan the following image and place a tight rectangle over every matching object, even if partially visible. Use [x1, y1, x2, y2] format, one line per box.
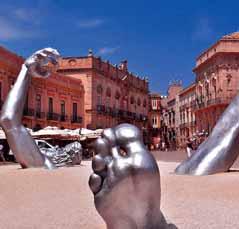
[88, 48, 93, 57]
[119, 60, 128, 71]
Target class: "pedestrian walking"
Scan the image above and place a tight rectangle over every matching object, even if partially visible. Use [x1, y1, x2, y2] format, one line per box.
[186, 138, 193, 157]
[0, 144, 6, 163]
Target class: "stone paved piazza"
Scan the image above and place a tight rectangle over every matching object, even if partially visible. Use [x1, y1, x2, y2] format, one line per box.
[1, 150, 239, 229]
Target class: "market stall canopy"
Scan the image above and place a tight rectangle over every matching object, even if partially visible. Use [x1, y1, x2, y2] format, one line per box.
[0, 128, 32, 139]
[31, 126, 103, 141]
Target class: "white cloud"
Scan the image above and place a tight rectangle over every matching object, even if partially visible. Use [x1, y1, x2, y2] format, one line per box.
[192, 17, 214, 41]
[0, 17, 36, 40]
[97, 46, 120, 56]
[0, 6, 42, 41]
[77, 19, 105, 28]
[13, 8, 41, 25]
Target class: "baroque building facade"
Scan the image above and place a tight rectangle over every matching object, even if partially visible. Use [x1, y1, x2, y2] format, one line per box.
[178, 83, 196, 147]
[160, 82, 183, 149]
[0, 47, 149, 131]
[58, 51, 149, 130]
[148, 93, 162, 148]
[0, 46, 85, 130]
[194, 32, 239, 134]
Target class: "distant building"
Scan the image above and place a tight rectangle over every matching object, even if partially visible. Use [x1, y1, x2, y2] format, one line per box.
[0, 47, 149, 131]
[58, 50, 149, 130]
[160, 81, 183, 149]
[194, 32, 239, 134]
[178, 83, 196, 147]
[0, 46, 85, 130]
[148, 93, 161, 149]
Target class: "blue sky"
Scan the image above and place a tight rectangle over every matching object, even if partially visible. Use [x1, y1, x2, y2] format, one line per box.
[1, 0, 239, 94]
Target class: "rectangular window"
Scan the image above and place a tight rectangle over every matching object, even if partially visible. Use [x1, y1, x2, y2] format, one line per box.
[48, 97, 53, 113]
[0, 82, 2, 101]
[0, 82, 2, 109]
[61, 100, 65, 116]
[35, 94, 41, 118]
[97, 96, 102, 105]
[73, 102, 77, 118]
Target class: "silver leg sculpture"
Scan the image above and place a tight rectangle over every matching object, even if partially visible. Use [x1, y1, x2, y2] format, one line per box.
[0, 48, 60, 169]
[175, 94, 239, 175]
[89, 124, 176, 229]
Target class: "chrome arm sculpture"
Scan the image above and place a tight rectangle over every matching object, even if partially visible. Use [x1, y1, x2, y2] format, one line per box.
[89, 124, 175, 229]
[175, 94, 239, 175]
[0, 48, 60, 169]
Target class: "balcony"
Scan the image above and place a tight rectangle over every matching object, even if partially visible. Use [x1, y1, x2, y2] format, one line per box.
[207, 97, 232, 106]
[23, 108, 35, 117]
[47, 112, 59, 121]
[105, 106, 112, 116]
[111, 108, 119, 117]
[71, 115, 82, 123]
[149, 106, 161, 112]
[118, 109, 124, 117]
[60, 115, 68, 122]
[127, 111, 133, 119]
[97, 105, 106, 114]
[190, 100, 197, 109]
[35, 111, 45, 119]
[195, 97, 232, 110]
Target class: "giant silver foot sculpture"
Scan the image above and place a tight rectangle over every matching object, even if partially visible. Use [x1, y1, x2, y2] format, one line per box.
[175, 94, 239, 175]
[89, 124, 173, 229]
[0, 48, 60, 169]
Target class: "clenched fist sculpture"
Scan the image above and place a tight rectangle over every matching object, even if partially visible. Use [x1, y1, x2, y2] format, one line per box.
[0, 48, 60, 169]
[89, 124, 169, 229]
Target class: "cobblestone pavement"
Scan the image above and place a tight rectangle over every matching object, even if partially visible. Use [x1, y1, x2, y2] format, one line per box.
[1, 150, 239, 229]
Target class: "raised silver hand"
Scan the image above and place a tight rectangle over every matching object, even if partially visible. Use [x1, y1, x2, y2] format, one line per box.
[0, 48, 60, 169]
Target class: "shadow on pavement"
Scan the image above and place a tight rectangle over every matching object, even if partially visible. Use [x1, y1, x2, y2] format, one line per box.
[151, 150, 187, 163]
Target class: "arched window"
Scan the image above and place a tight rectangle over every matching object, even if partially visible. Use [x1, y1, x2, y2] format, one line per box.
[226, 74, 232, 86]
[137, 98, 141, 106]
[97, 84, 103, 94]
[143, 99, 147, 107]
[115, 90, 120, 100]
[130, 96, 135, 104]
[106, 87, 111, 97]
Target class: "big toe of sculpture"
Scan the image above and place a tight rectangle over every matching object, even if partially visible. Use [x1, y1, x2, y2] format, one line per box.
[89, 124, 170, 229]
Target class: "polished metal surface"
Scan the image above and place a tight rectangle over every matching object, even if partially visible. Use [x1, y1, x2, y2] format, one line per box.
[0, 48, 60, 169]
[40, 141, 82, 167]
[175, 94, 239, 175]
[89, 124, 175, 229]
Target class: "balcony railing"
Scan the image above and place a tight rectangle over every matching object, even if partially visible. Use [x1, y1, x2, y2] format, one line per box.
[60, 115, 68, 122]
[105, 106, 112, 116]
[111, 108, 118, 117]
[96, 105, 147, 122]
[97, 105, 106, 114]
[23, 108, 35, 117]
[207, 97, 232, 106]
[47, 112, 59, 121]
[35, 111, 45, 119]
[195, 97, 232, 110]
[71, 115, 82, 123]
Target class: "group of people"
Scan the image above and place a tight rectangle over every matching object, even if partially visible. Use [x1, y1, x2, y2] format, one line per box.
[185, 133, 208, 157]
